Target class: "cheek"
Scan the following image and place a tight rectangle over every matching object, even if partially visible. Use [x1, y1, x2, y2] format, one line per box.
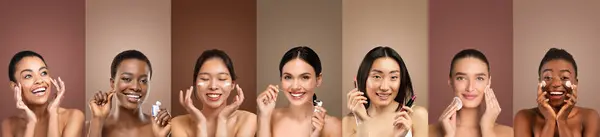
[280, 80, 291, 89]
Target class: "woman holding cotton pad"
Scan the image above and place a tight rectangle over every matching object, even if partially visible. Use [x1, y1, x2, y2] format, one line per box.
[429, 49, 513, 137]
[514, 48, 599, 137]
[87, 50, 172, 137]
[2, 51, 84, 137]
[170, 49, 257, 137]
[342, 46, 428, 137]
[257, 46, 341, 137]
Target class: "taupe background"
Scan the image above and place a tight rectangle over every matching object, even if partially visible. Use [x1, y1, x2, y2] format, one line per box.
[0, 0, 85, 127]
[257, 0, 343, 118]
[428, 0, 514, 126]
[171, 0, 257, 116]
[85, 0, 171, 121]
[513, 1, 600, 117]
[341, 0, 429, 116]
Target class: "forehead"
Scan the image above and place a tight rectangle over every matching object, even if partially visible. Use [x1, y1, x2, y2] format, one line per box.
[15, 56, 46, 71]
[199, 58, 229, 73]
[452, 57, 488, 75]
[370, 57, 400, 72]
[282, 59, 315, 75]
[117, 59, 150, 74]
[541, 59, 575, 73]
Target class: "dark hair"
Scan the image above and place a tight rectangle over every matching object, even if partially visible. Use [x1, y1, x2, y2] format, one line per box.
[356, 46, 414, 109]
[278, 46, 322, 77]
[538, 48, 577, 77]
[449, 49, 490, 77]
[110, 50, 153, 79]
[193, 49, 238, 86]
[8, 51, 47, 82]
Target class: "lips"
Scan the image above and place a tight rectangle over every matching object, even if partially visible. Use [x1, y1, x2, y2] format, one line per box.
[123, 92, 142, 103]
[376, 92, 391, 100]
[462, 94, 478, 100]
[32, 87, 47, 96]
[289, 92, 306, 100]
[548, 91, 565, 100]
[206, 93, 222, 101]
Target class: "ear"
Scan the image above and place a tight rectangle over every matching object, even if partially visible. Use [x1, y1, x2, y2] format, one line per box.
[447, 79, 452, 87]
[9, 81, 16, 89]
[109, 77, 115, 90]
[316, 73, 323, 87]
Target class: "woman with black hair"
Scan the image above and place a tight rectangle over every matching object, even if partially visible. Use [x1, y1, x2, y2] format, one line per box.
[170, 49, 257, 137]
[429, 49, 512, 137]
[514, 48, 599, 137]
[2, 50, 84, 137]
[343, 46, 428, 137]
[257, 46, 342, 137]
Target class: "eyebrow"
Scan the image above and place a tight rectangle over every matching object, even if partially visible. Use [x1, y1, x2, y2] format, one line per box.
[541, 69, 552, 73]
[19, 67, 48, 75]
[559, 69, 571, 74]
[475, 73, 487, 76]
[370, 69, 383, 73]
[283, 72, 312, 76]
[454, 72, 467, 76]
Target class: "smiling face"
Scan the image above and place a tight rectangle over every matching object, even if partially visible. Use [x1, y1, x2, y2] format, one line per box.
[365, 57, 401, 107]
[195, 58, 234, 108]
[11, 56, 53, 105]
[449, 57, 490, 109]
[280, 59, 322, 106]
[111, 59, 151, 110]
[540, 59, 577, 107]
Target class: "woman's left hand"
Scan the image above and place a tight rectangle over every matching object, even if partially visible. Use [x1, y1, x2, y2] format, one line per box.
[311, 106, 326, 137]
[48, 77, 65, 115]
[557, 84, 577, 121]
[152, 108, 172, 137]
[393, 106, 413, 137]
[218, 84, 244, 120]
[480, 84, 501, 132]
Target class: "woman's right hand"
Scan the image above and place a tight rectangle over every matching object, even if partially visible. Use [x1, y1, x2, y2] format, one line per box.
[536, 82, 556, 121]
[438, 98, 459, 137]
[257, 85, 278, 116]
[14, 83, 37, 123]
[179, 86, 207, 131]
[346, 88, 369, 122]
[89, 90, 114, 119]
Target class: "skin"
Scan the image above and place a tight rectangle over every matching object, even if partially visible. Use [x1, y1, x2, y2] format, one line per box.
[170, 58, 257, 137]
[514, 59, 599, 137]
[1, 56, 84, 137]
[87, 59, 171, 137]
[257, 59, 342, 137]
[429, 57, 513, 137]
[343, 57, 428, 137]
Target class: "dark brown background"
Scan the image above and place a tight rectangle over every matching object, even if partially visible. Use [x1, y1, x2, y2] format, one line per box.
[171, 0, 258, 116]
[428, 0, 514, 126]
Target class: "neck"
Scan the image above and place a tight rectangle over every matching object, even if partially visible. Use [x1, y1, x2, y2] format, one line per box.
[456, 107, 481, 128]
[201, 103, 225, 122]
[26, 103, 49, 119]
[287, 102, 313, 120]
[112, 105, 147, 126]
[367, 102, 399, 117]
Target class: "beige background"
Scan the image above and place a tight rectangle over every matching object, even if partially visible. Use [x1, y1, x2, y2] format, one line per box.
[85, 0, 171, 120]
[513, 1, 600, 117]
[257, 0, 343, 118]
[341, 0, 429, 116]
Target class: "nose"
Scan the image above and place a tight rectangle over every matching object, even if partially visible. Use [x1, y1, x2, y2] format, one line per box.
[129, 80, 141, 92]
[379, 80, 390, 92]
[33, 75, 43, 85]
[208, 78, 219, 90]
[466, 80, 475, 92]
[291, 79, 302, 90]
[550, 78, 563, 89]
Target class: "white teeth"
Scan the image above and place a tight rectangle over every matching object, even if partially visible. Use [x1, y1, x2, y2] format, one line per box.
[550, 92, 563, 95]
[207, 93, 221, 98]
[126, 95, 141, 99]
[33, 88, 46, 93]
[291, 92, 304, 97]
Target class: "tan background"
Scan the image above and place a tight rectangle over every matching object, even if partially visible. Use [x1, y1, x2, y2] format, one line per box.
[428, 0, 514, 126]
[171, 0, 257, 116]
[341, 0, 429, 116]
[513, 1, 600, 117]
[0, 0, 85, 127]
[85, 0, 171, 121]
[257, 0, 343, 118]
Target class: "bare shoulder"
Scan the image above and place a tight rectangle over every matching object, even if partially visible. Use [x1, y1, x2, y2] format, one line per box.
[1, 116, 17, 131]
[411, 106, 428, 119]
[494, 123, 514, 137]
[577, 107, 600, 124]
[234, 110, 257, 118]
[515, 108, 537, 118]
[61, 107, 84, 119]
[428, 123, 441, 137]
[324, 115, 342, 136]
[171, 114, 191, 125]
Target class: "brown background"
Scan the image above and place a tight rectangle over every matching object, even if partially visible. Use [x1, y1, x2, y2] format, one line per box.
[428, 0, 514, 126]
[171, 0, 257, 116]
[513, 1, 600, 117]
[0, 0, 85, 126]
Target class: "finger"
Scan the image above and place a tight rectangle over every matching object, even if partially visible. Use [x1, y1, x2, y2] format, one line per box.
[106, 92, 115, 104]
[156, 110, 167, 124]
[186, 86, 193, 102]
[59, 77, 66, 95]
[346, 88, 358, 99]
[236, 84, 245, 104]
[538, 81, 544, 95]
[179, 90, 185, 106]
[160, 112, 171, 126]
[571, 84, 578, 98]
[401, 106, 414, 114]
